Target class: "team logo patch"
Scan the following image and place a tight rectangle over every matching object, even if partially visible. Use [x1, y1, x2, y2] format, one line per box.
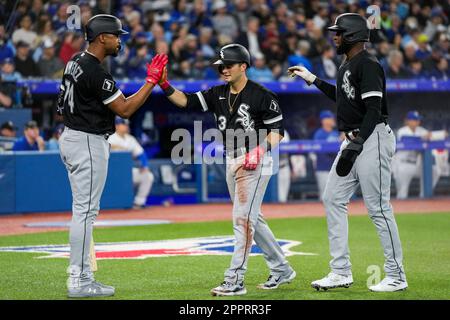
[269, 100, 280, 112]
[0, 236, 316, 260]
[102, 79, 114, 92]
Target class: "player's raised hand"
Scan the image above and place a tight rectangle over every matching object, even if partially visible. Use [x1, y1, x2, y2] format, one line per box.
[158, 66, 171, 90]
[146, 53, 169, 85]
[287, 66, 317, 85]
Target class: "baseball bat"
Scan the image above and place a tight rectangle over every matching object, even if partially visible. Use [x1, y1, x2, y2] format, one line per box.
[89, 235, 98, 272]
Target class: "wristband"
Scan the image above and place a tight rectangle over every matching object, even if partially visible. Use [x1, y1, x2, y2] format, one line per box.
[163, 85, 175, 96]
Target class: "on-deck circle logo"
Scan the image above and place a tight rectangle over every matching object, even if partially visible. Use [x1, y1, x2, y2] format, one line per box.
[0, 236, 317, 260]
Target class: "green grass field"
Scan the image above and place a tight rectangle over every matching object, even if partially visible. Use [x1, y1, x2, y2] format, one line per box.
[0, 212, 449, 300]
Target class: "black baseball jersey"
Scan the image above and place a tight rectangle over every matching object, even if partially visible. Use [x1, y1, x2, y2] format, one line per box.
[186, 79, 284, 153]
[57, 51, 122, 135]
[336, 50, 387, 132]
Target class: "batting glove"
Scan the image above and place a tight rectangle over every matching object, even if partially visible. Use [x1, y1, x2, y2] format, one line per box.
[243, 145, 265, 171]
[146, 54, 168, 85]
[336, 136, 364, 177]
[287, 66, 316, 85]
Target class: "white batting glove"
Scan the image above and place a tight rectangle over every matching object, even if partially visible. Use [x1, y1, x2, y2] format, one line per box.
[287, 66, 317, 85]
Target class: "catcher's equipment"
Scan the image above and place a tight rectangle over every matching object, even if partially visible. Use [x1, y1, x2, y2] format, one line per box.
[327, 13, 370, 54]
[85, 14, 128, 42]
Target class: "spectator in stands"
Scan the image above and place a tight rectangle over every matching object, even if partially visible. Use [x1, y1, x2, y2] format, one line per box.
[403, 42, 418, 65]
[11, 15, 38, 49]
[392, 111, 441, 199]
[211, 0, 239, 40]
[236, 16, 263, 58]
[234, 0, 251, 32]
[428, 57, 450, 80]
[35, 14, 59, 51]
[52, 2, 70, 35]
[415, 34, 431, 60]
[37, 38, 64, 78]
[423, 44, 447, 77]
[386, 49, 412, 78]
[198, 27, 216, 59]
[0, 24, 14, 63]
[187, 0, 213, 35]
[311, 43, 338, 80]
[0, 121, 17, 137]
[247, 52, 274, 82]
[14, 41, 41, 77]
[46, 123, 64, 150]
[59, 32, 85, 65]
[128, 43, 150, 79]
[288, 40, 312, 72]
[312, 110, 341, 200]
[109, 117, 154, 209]
[408, 58, 427, 79]
[12, 120, 45, 151]
[264, 38, 287, 71]
[1, 57, 22, 82]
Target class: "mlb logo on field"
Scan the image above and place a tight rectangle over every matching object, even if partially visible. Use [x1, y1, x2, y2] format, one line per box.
[0, 236, 316, 260]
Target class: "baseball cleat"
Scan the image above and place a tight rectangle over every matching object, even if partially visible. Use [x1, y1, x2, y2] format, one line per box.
[67, 281, 115, 298]
[369, 277, 408, 292]
[210, 281, 247, 296]
[311, 272, 353, 291]
[257, 270, 297, 290]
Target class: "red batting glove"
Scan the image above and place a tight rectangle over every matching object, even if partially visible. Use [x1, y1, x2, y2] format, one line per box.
[243, 145, 265, 170]
[146, 54, 168, 85]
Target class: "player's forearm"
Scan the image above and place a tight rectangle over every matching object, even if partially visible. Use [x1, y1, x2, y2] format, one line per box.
[313, 78, 337, 102]
[119, 82, 155, 118]
[109, 82, 155, 118]
[165, 88, 188, 108]
[264, 131, 284, 151]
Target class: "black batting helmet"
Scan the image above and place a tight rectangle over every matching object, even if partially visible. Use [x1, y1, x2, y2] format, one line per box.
[213, 43, 251, 67]
[327, 13, 370, 44]
[85, 14, 128, 42]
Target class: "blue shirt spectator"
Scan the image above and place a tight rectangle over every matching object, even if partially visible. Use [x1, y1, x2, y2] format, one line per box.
[313, 111, 340, 171]
[12, 120, 45, 151]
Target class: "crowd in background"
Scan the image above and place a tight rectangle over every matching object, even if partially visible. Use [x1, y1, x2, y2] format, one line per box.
[0, 0, 448, 90]
[0, 0, 449, 201]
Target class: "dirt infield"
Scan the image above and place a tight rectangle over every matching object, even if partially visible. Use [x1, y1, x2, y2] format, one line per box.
[1, 198, 449, 237]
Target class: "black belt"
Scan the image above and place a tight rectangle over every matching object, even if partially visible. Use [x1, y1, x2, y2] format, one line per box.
[344, 121, 388, 141]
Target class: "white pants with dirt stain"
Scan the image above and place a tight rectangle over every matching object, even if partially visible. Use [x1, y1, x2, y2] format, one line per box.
[223, 154, 292, 284]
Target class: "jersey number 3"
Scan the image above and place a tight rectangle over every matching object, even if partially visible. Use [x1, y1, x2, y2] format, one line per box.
[64, 79, 75, 113]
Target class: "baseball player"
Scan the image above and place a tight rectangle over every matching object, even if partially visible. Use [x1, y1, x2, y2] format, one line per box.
[108, 117, 154, 209]
[392, 110, 441, 199]
[158, 44, 296, 296]
[288, 13, 407, 292]
[58, 14, 167, 298]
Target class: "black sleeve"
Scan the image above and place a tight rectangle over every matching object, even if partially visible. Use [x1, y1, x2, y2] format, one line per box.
[313, 78, 336, 102]
[91, 68, 121, 106]
[358, 61, 384, 141]
[185, 87, 216, 113]
[260, 93, 284, 138]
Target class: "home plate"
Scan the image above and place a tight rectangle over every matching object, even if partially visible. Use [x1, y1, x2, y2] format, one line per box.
[24, 219, 171, 228]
